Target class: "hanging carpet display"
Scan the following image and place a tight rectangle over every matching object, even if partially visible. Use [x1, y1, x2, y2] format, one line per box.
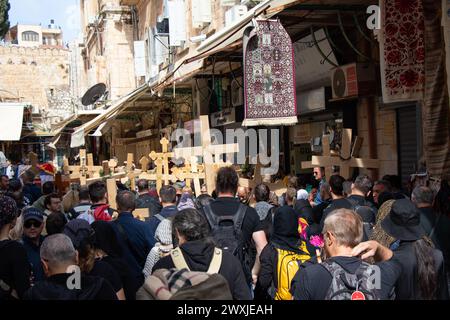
[379, 0, 425, 103]
[243, 20, 297, 126]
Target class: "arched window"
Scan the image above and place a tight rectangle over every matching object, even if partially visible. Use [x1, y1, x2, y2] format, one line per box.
[22, 31, 39, 42]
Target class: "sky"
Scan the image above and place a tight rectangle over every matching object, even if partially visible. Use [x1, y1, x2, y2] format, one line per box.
[8, 0, 81, 43]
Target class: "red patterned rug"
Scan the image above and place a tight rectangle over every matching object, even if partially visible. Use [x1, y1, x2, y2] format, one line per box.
[243, 20, 297, 126]
[380, 0, 425, 103]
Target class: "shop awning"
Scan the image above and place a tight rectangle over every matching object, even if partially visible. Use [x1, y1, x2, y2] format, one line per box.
[70, 83, 149, 147]
[151, 0, 298, 91]
[0, 103, 25, 141]
[47, 110, 104, 149]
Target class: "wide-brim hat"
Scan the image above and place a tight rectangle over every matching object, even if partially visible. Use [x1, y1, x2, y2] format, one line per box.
[381, 198, 426, 241]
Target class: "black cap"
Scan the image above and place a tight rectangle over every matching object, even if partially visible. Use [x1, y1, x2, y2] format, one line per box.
[381, 198, 426, 241]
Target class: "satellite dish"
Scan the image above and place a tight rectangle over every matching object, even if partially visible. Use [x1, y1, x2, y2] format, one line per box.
[332, 68, 346, 98]
[81, 83, 107, 106]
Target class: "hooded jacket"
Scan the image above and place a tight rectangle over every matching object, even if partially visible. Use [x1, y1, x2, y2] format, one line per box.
[152, 240, 251, 300]
[24, 273, 118, 300]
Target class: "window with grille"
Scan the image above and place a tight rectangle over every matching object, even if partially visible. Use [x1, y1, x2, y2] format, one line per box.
[22, 31, 39, 42]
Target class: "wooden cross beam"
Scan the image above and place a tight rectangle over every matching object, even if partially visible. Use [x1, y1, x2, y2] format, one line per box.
[124, 153, 138, 191]
[149, 137, 175, 189]
[139, 156, 150, 173]
[63, 150, 102, 186]
[301, 129, 380, 179]
[106, 178, 117, 210]
[171, 156, 206, 196]
[173, 115, 239, 194]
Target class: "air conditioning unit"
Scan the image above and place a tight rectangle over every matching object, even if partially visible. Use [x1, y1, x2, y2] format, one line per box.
[31, 105, 40, 115]
[231, 78, 244, 107]
[192, 0, 212, 29]
[330, 63, 377, 100]
[225, 5, 248, 27]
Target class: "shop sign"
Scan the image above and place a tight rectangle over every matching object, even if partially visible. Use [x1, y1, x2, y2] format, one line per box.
[210, 109, 235, 127]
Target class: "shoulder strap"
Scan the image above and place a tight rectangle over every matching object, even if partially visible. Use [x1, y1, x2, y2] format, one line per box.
[170, 247, 190, 271]
[154, 214, 165, 222]
[207, 248, 223, 274]
[114, 220, 143, 264]
[232, 204, 247, 231]
[203, 204, 218, 228]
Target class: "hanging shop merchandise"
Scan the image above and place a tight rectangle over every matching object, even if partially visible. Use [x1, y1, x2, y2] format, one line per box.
[243, 19, 297, 126]
[379, 0, 425, 103]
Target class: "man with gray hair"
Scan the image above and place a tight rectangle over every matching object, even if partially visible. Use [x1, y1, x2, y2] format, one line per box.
[412, 186, 450, 261]
[291, 209, 400, 300]
[23, 234, 117, 300]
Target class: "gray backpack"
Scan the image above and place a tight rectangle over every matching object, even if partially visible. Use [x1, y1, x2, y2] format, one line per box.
[321, 260, 379, 300]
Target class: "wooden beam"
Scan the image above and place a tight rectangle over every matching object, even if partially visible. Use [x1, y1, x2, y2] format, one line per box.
[106, 178, 117, 210]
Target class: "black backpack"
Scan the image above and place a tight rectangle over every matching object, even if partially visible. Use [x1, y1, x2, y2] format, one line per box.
[321, 260, 379, 300]
[346, 198, 377, 240]
[203, 204, 252, 282]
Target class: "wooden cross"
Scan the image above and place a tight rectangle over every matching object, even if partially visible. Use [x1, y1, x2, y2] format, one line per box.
[106, 178, 117, 210]
[27, 152, 40, 176]
[149, 137, 175, 192]
[171, 156, 206, 196]
[139, 156, 150, 173]
[63, 150, 102, 186]
[238, 161, 287, 196]
[124, 153, 138, 191]
[301, 129, 380, 179]
[173, 115, 239, 194]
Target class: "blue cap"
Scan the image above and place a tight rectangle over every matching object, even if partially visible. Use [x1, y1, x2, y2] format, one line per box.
[22, 207, 44, 223]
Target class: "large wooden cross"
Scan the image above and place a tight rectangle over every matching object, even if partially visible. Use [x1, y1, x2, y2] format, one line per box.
[171, 156, 206, 197]
[149, 137, 175, 188]
[133, 138, 177, 192]
[239, 161, 288, 197]
[301, 129, 379, 179]
[63, 150, 106, 185]
[173, 115, 239, 193]
[27, 152, 40, 175]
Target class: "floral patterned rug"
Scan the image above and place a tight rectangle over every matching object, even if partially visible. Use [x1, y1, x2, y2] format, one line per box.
[380, 0, 425, 103]
[243, 20, 297, 126]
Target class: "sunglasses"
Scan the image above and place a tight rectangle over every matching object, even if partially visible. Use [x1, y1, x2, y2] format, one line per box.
[24, 220, 42, 229]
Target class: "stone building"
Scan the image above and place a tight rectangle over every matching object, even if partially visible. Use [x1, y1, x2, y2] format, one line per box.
[0, 21, 74, 162]
[71, 0, 449, 188]
[79, 0, 137, 101]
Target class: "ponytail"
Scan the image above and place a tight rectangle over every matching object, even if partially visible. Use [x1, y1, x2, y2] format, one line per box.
[414, 237, 437, 299]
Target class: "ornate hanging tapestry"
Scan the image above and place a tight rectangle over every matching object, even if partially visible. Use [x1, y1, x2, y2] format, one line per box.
[379, 0, 425, 103]
[243, 20, 297, 126]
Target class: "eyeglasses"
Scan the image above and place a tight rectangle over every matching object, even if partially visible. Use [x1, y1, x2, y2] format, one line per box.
[24, 220, 42, 229]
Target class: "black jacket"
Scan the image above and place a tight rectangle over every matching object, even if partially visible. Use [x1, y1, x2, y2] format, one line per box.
[24, 273, 118, 300]
[255, 244, 278, 300]
[392, 241, 449, 300]
[153, 240, 251, 300]
[135, 194, 162, 218]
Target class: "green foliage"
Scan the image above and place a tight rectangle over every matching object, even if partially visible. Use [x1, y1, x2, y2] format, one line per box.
[0, 0, 10, 40]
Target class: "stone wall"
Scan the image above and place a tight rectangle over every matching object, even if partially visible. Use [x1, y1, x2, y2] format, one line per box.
[0, 45, 70, 114]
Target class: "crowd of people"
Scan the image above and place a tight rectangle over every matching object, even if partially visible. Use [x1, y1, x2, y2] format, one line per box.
[1, 165, 449, 300]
